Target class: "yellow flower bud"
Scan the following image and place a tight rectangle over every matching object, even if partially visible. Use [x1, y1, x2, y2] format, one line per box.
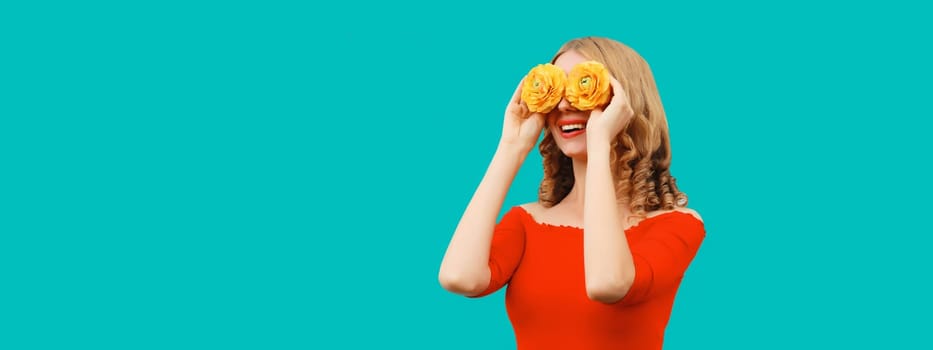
[566, 61, 611, 111]
[521, 64, 566, 114]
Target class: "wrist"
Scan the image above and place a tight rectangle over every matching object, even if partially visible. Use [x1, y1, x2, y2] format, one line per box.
[586, 136, 612, 154]
[496, 139, 534, 156]
[494, 144, 530, 167]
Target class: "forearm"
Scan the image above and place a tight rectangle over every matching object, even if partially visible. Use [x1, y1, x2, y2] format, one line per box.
[439, 143, 528, 295]
[583, 139, 635, 303]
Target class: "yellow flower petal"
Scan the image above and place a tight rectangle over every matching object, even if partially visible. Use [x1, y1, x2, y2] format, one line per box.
[521, 63, 566, 114]
[566, 61, 611, 111]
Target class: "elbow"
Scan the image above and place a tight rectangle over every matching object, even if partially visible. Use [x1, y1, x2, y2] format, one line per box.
[438, 271, 487, 297]
[586, 277, 634, 304]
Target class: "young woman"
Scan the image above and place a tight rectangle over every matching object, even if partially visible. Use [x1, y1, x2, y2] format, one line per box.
[439, 36, 705, 349]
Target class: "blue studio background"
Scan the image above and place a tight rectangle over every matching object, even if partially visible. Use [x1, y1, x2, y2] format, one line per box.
[2, 1, 931, 349]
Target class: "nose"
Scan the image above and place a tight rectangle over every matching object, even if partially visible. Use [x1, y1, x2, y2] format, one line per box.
[557, 96, 577, 113]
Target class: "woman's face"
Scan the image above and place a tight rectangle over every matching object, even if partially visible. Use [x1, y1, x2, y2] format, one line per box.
[548, 50, 591, 160]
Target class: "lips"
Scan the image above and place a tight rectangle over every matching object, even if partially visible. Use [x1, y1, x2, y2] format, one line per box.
[556, 119, 587, 139]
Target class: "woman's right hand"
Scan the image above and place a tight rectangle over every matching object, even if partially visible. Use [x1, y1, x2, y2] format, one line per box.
[442, 81, 539, 297]
[499, 78, 546, 154]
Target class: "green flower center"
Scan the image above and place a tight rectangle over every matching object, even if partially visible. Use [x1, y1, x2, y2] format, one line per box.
[580, 77, 591, 87]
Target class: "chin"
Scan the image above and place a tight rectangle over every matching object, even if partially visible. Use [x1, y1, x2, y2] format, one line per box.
[560, 147, 588, 160]
[550, 128, 589, 161]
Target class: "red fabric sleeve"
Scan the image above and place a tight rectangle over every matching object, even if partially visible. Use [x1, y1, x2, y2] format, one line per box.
[618, 212, 706, 305]
[468, 206, 527, 298]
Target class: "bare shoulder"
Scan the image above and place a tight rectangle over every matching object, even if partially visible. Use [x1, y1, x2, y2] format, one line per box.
[518, 202, 543, 216]
[648, 207, 704, 223]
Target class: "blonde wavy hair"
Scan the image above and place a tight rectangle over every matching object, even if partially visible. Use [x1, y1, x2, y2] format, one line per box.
[538, 37, 688, 217]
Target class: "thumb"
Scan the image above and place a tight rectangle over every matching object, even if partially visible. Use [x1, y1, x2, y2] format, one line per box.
[527, 112, 545, 131]
[522, 112, 545, 135]
[590, 106, 604, 118]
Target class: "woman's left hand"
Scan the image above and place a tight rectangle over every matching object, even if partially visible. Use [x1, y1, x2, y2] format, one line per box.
[586, 77, 634, 144]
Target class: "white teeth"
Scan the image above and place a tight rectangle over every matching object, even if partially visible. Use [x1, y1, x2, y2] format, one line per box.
[561, 123, 585, 132]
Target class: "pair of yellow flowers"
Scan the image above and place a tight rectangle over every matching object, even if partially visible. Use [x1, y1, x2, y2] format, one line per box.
[521, 61, 612, 114]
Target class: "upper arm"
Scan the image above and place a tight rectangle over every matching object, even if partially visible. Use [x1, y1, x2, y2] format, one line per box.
[467, 206, 527, 298]
[618, 213, 706, 305]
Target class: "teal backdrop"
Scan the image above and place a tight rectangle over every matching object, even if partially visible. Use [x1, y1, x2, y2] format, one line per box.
[2, 1, 931, 349]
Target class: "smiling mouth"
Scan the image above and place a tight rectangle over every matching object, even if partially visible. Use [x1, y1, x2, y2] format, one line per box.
[560, 123, 586, 133]
[558, 121, 587, 138]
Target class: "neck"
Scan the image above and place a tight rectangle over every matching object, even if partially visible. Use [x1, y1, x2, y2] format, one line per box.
[561, 157, 589, 208]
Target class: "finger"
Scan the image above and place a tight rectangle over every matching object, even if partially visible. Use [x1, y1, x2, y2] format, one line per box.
[510, 77, 526, 105]
[608, 76, 626, 103]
